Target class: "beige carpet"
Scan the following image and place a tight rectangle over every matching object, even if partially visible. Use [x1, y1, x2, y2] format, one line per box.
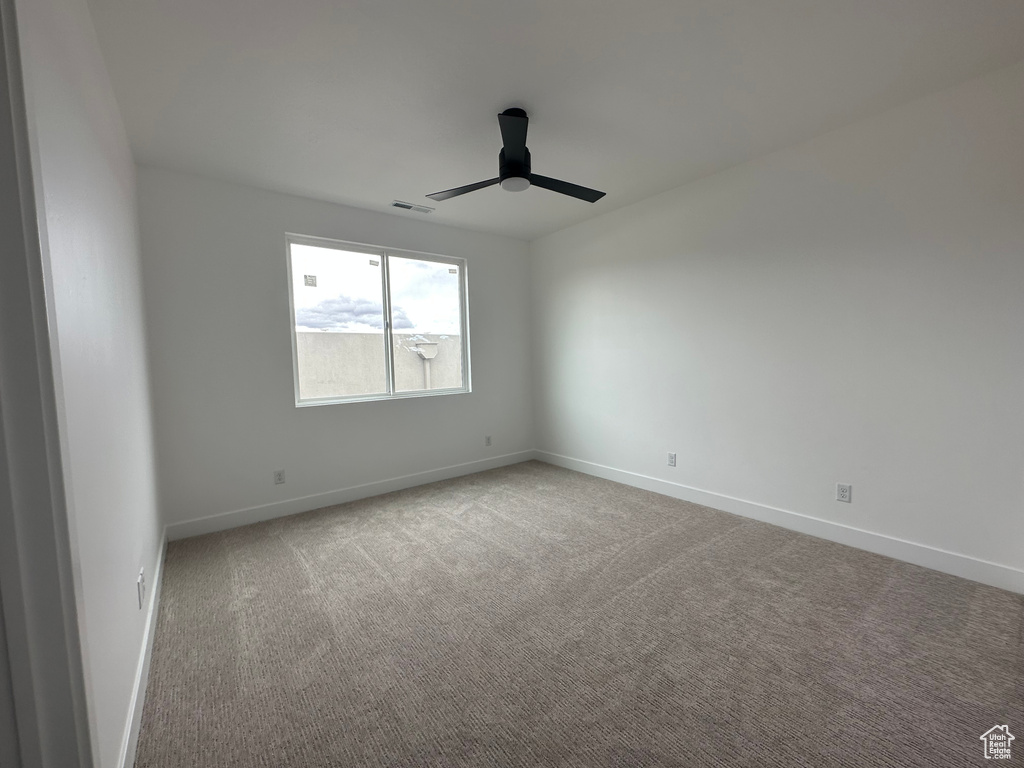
[135, 461, 1023, 767]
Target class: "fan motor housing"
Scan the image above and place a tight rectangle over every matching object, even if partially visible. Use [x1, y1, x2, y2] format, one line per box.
[499, 147, 531, 186]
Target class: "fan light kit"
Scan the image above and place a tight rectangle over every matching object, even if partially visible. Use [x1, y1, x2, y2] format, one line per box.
[427, 108, 606, 204]
[500, 176, 531, 192]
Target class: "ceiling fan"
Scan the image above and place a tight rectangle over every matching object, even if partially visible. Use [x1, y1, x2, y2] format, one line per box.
[426, 108, 606, 204]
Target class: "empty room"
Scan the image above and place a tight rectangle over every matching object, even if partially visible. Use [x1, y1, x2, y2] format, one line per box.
[2, 0, 1023, 766]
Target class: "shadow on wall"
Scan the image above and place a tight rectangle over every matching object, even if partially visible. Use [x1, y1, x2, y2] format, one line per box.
[295, 332, 462, 398]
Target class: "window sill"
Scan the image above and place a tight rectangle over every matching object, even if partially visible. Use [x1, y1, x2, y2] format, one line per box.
[295, 387, 471, 407]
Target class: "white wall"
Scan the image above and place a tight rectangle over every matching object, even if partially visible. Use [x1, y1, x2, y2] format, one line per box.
[532, 61, 1024, 586]
[137, 167, 533, 533]
[15, 0, 163, 763]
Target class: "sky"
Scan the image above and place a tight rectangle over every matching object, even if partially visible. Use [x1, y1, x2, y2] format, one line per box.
[290, 243, 462, 334]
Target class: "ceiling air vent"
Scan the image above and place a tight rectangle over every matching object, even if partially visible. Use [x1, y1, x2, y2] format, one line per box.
[391, 200, 435, 214]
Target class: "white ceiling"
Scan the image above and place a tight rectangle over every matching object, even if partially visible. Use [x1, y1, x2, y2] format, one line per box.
[86, 0, 1024, 240]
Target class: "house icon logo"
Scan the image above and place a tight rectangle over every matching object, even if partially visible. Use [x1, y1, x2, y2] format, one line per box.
[980, 725, 1014, 760]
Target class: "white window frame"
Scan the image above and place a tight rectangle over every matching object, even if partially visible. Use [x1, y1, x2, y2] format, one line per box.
[286, 233, 471, 406]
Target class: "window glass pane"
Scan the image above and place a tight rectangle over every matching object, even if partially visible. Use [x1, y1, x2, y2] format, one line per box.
[290, 243, 387, 400]
[389, 256, 464, 393]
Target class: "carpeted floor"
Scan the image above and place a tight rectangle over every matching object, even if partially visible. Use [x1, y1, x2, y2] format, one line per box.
[135, 461, 1023, 767]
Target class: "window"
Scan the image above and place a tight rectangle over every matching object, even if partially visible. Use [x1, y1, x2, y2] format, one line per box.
[287, 234, 470, 405]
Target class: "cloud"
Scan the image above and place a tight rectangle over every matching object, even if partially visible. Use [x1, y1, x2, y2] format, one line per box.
[296, 296, 413, 331]
[391, 260, 459, 301]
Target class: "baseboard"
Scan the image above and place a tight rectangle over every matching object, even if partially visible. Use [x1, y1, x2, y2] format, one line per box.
[117, 533, 167, 768]
[535, 451, 1024, 595]
[166, 450, 538, 541]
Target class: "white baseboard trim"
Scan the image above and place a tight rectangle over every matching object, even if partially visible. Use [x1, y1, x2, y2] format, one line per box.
[117, 533, 167, 768]
[166, 450, 539, 541]
[536, 451, 1024, 595]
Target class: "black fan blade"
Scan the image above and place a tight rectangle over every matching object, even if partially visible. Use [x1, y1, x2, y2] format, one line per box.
[498, 108, 529, 164]
[530, 174, 605, 203]
[426, 177, 500, 201]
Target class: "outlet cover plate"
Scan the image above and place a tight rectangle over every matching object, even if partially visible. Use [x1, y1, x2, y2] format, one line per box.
[836, 483, 852, 503]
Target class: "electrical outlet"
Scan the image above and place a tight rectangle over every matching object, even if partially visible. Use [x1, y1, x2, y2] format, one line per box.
[274, 469, 286, 485]
[485, 435, 492, 447]
[836, 483, 852, 503]
[137, 568, 145, 610]
[667, 452, 677, 467]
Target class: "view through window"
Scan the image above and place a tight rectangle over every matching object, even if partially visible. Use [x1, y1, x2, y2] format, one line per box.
[288, 236, 469, 404]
